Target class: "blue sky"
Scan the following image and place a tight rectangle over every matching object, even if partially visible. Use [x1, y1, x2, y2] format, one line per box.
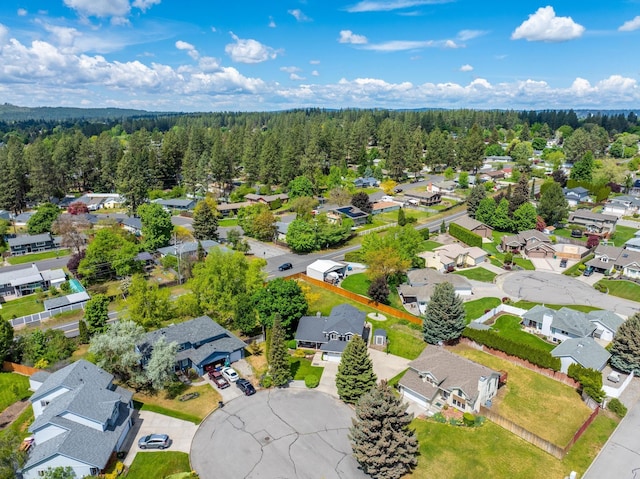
[0, 1, 638, 111]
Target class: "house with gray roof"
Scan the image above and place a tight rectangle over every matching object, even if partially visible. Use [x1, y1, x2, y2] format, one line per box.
[586, 244, 640, 279]
[8, 233, 56, 256]
[153, 198, 197, 211]
[398, 347, 500, 413]
[121, 217, 142, 236]
[568, 209, 618, 235]
[624, 236, 640, 252]
[21, 360, 134, 479]
[588, 310, 624, 342]
[0, 263, 66, 298]
[603, 195, 640, 217]
[295, 304, 367, 362]
[156, 240, 227, 258]
[551, 337, 611, 373]
[137, 316, 246, 376]
[522, 305, 597, 343]
[563, 186, 590, 206]
[398, 269, 471, 315]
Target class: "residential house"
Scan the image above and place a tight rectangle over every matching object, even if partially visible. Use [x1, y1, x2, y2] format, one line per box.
[586, 244, 640, 279]
[398, 347, 500, 413]
[484, 155, 512, 163]
[398, 268, 471, 314]
[371, 201, 401, 215]
[624, 236, 640, 252]
[137, 316, 247, 376]
[327, 206, 369, 226]
[563, 187, 590, 207]
[135, 251, 156, 272]
[21, 360, 134, 479]
[120, 217, 143, 236]
[568, 210, 618, 235]
[353, 177, 379, 188]
[153, 198, 197, 212]
[13, 211, 34, 227]
[0, 263, 66, 297]
[522, 305, 597, 343]
[603, 195, 640, 217]
[404, 190, 442, 207]
[43, 291, 90, 311]
[452, 214, 494, 239]
[630, 179, 640, 196]
[588, 310, 624, 342]
[501, 229, 555, 257]
[0, 209, 9, 221]
[551, 337, 611, 373]
[275, 220, 291, 241]
[295, 304, 367, 362]
[428, 181, 456, 194]
[8, 233, 56, 256]
[156, 240, 227, 258]
[217, 201, 251, 217]
[244, 193, 288, 209]
[422, 244, 486, 272]
[72, 193, 123, 211]
[479, 170, 505, 182]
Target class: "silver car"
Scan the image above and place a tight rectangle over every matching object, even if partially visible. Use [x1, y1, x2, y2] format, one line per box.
[138, 434, 170, 449]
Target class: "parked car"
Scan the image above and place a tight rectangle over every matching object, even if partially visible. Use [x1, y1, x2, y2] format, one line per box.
[583, 267, 594, 276]
[278, 262, 293, 271]
[221, 366, 239, 382]
[138, 434, 170, 450]
[236, 378, 256, 396]
[209, 370, 230, 389]
[559, 258, 568, 268]
[394, 187, 403, 193]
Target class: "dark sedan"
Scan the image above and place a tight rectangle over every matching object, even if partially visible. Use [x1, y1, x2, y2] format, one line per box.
[278, 262, 293, 271]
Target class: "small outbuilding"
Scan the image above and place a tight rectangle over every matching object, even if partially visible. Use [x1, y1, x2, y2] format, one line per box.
[373, 329, 387, 347]
[306, 260, 348, 282]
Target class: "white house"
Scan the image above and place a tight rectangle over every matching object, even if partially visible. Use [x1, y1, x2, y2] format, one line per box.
[603, 195, 640, 217]
[551, 337, 611, 374]
[21, 360, 134, 479]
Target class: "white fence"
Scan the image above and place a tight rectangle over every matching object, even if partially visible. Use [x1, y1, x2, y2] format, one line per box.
[9, 301, 87, 328]
[472, 304, 528, 324]
[603, 371, 635, 399]
[357, 223, 398, 236]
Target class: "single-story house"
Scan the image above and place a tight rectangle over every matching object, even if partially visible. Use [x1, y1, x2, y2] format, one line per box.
[72, 193, 123, 211]
[43, 291, 91, 311]
[404, 190, 442, 207]
[353, 177, 379, 188]
[586, 244, 640, 279]
[625, 237, 640, 252]
[522, 305, 597, 343]
[217, 201, 251, 217]
[398, 269, 471, 314]
[501, 229, 555, 257]
[630, 179, 640, 196]
[398, 347, 500, 413]
[295, 304, 367, 362]
[603, 195, 640, 217]
[137, 316, 247, 376]
[21, 360, 134, 479]
[8, 233, 56, 256]
[452, 214, 494, 239]
[371, 201, 401, 215]
[327, 206, 369, 226]
[422, 244, 486, 271]
[121, 217, 143, 236]
[484, 155, 512, 163]
[156, 240, 227, 258]
[153, 198, 197, 212]
[13, 211, 34, 227]
[568, 210, 618, 235]
[0, 264, 66, 297]
[563, 187, 590, 207]
[551, 337, 611, 374]
[245, 193, 288, 208]
[275, 220, 291, 241]
[479, 170, 505, 182]
[0, 209, 10, 221]
[306, 260, 348, 282]
[135, 251, 156, 272]
[428, 181, 456, 194]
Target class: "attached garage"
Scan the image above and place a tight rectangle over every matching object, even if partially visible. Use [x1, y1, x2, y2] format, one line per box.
[399, 386, 429, 409]
[320, 339, 347, 362]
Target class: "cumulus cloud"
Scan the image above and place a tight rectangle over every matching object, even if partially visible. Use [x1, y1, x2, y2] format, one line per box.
[280, 66, 300, 73]
[132, 0, 161, 11]
[619, 16, 640, 32]
[0, 24, 9, 43]
[290, 73, 305, 80]
[339, 30, 368, 44]
[309, 59, 320, 65]
[459, 64, 473, 72]
[63, 0, 159, 22]
[361, 39, 461, 51]
[511, 6, 585, 42]
[346, 0, 452, 13]
[312, 70, 319, 76]
[288, 9, 311, 22]
[457, 29, 488, 41]
[225, 32, 278, 63]
[176, 40, 199, 60]
[17, 8, 27, 16]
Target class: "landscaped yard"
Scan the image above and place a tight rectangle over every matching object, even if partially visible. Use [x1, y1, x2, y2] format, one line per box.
[341, 272, 414, 315]
[484, 230, 535, 270]
[289, 356, 324, 380]
[512, 300, 601, 313]
[489, 315, 555, 352]
[125, 452, 191, 479]
[218, 218, 239, 227]
[411, 412, 618, 479]
[451, 344, 592, 445]
[134, 382, 221, 424]
[7, 249, 70, 265]
[453, 267, 497, 283]
[420, 240, 443, 251]
[611, 225, 638, 247]
[595, 279, 640, 301]
[463, 297, 501, 322]
[0, 373, 31, 412]
[0, 294, 44, 319]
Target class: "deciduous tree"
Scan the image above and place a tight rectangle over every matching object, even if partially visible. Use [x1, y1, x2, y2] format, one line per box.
[466, 182, 486, 218]
[252, 278, 308, 333]
[423, 282, 466, 344]
[368, 276, 389, 304]
[351, 191, 372, 214]
[512, 202, 537, 232]
[145, 336, 178, 390]
[0, 318, 14, 362]
[127, 274, 173, 329]
[287, 176, 315, 199]
[89, 320, 145, 386]
[336, 335, 376, 404]
[27, 203, 60, 235]
[52, 214, 90, 253]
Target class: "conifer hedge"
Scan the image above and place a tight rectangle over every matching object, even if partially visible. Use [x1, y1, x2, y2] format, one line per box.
[448, 223, 483, 248]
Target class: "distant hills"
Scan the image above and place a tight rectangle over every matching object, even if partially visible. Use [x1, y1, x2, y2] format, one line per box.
[0, 103, 174, 122]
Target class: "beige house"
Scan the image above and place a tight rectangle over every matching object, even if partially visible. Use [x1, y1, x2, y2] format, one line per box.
[421, 243, 487, 272]
[452, 214, 494, 239]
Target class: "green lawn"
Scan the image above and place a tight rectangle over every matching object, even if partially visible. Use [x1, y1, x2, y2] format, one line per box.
[125, 452, 191, 479]
[218, 218, 239, 227]
[490, 315, 555, 352]
[611, 225, 638, 247]
[453, 267, 497, 283]
[411, 413, 618, 479]
[420, 240, 443, 251]
[452, 345, 592, 445]
[134, 383, 221, 424]
[596, 279, 640, 301]
[0, 294, 44, 319]
[463, 297, 502, 322]
[484, 231, 534, 270]
[341, 273, 369, 296]
[0, 373, 31, 412]
[7, 249, 70, 265]
[512, 300, 601, 313]
[563, 254, 594, 277]
[553, 228, 585, 242]
[289, 357, 324, 380]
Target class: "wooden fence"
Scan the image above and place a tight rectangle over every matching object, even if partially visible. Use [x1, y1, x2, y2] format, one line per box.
[289, 273, 422, 325]
[2, 361, 41, 376]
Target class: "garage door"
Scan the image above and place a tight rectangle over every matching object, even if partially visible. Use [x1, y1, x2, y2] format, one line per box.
[323, 352, 342, 363]
[399, 387, 428, 408]
[528, 250, 547, 258]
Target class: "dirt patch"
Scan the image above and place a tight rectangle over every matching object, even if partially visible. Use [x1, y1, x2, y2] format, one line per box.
[0, 399, 30, 429]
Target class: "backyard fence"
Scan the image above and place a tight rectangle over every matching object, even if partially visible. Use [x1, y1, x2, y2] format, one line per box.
[356, 223, 397, 236]
[603, 371, 635, 399]
[2, 361, 41, 376]
[9, 301, 88, 329]
[472, 304, 528, 325]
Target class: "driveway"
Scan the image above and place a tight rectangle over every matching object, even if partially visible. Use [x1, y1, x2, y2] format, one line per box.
[498, 271, 640, 317]
[121, 410, 198, 466]
[191, 389, 368, 479]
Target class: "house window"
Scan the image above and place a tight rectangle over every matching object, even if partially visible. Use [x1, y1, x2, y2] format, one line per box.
[345, 334, 352, 341]
[90, 468, 99, 475]
[330, 333, 338, 340]
[452, 397, 465, 409]
[40, 400, 50, 408]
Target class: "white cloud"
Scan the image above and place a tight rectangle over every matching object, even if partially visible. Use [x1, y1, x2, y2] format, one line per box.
[459, 64, 473, 72]
[361, 39, 461, 51]
[288, 9, 311, 22]
[619, 16, 640, 32]
[511, 6, 585, 42]
[311, 70, 319, 76]
[225, 32, 278, 63]
[0, 24, 8, 43]
[268, 17, 276, 28]
[290, 73, 305, 80]
[175, 40, 199, 60]
[280, 66, 300, 73]
[309, 60, 320, 65]
[211, 26, 217, 33]
[346, 0, 452, 13]
[132, 0, 161, 11]
[17, 8, 27, 16]
[457, 29, 488, 41]
[63, 0, 131, 19]
[42, 24, 81, 51]
[339, 30, 368, 44]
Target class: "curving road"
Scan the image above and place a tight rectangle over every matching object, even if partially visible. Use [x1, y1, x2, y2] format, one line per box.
[498, 271, 640, 318]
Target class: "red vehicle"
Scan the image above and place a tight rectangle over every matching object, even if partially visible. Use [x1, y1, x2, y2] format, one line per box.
[209, 370, 230, 389]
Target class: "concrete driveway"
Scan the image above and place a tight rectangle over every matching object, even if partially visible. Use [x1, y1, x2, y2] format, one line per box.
[122, 410, 198, 466]
[191, 389, 368, 479]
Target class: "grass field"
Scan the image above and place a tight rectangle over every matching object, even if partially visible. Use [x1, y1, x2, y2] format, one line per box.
[289, 357, 324, 380]
[452, 345, 592, 445]
[611, 225, 638, 247]
[134, 382, 220, 424]
[341, 273, 369, 296]
[420, 240, 443, 251]
[0, 294, 44, 319]
[513, 300, 601, 313]
[7, 249, 70, 265]
[125, 452, 191, 479]
[596, 279, 640, 301]
[464, 297, 502, 322]
[0, 373, 31, 412]
[490, 315, 555, 352]
[218, 218, 239, 227]
[453, 267, 497, 283]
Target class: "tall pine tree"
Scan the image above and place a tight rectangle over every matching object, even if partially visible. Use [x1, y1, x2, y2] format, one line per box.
[335, 335, 377, 404]
[192, 199, 219, 241]
[466, 182, 486, 218]
[423, 282, 466, 344]
[610, 313, 640, 374]
[268, 314, 292, 387]
[350, 380, 419, 479]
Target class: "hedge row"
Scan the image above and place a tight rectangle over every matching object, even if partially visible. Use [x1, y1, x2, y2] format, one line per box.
[462, 327, 561, 371]
[449, 223, 483, 248]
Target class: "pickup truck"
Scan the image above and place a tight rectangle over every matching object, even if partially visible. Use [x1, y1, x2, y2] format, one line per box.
[209, 370, 230, 389]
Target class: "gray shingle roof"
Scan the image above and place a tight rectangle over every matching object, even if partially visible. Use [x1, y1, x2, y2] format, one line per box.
[31, 360, 113, 402]
[8, 233, 53, 247]
[155, 198, 195, 208]
[551, 337, 611, 370]
[121, 217, 142, 229]
[587, 310, 624, 334]
[295, 304, 366, 344]
[156, 240, 225, 257]
[569, 209, 618, 222]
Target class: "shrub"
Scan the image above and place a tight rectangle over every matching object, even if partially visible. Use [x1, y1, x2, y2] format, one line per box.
[261, 375, 273, 388]
[449, 223, 482, 248]
[462, 412, 475, 427]
[293, 349, 306, 358]
[344, 251, 362, 262]
[504, 252, 513, 264]
[449, 417, 462, 426]
[594, 283, 607, 293]
[165, 381, 187, 399]
[568, 363, 605, 403]
[287, 339, 297, 350]
[607, 398, 627, 418]
[432, 412, 447, 423]
[549, 235, 557, 244]
[578, 263, 586, 272]
[305, 374, 320, 388]
[60, 281, 72, 294]
[420, 228, 430, 240]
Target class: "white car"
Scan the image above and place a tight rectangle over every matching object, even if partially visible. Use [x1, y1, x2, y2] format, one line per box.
[221, 366, 239, 382]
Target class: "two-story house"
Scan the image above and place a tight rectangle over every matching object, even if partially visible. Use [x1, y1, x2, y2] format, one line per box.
[8, 233, 57, 256]
[603, 195, 640, 217]
[21, 360, 134, 479]
[501, 229, 555, 258]
[585, 244, 640, 279]
[522, 305, 597, 343]
[399, 347, 500, 413]
[0, 263, 66, 297]
[563, 187, 590, 206]
[136, 316, 247, 376]
[398, 269, 471, 314]
[568, 210, 618, 235]
[403, 190, 442, 207]
[295, 304, 367, 362]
